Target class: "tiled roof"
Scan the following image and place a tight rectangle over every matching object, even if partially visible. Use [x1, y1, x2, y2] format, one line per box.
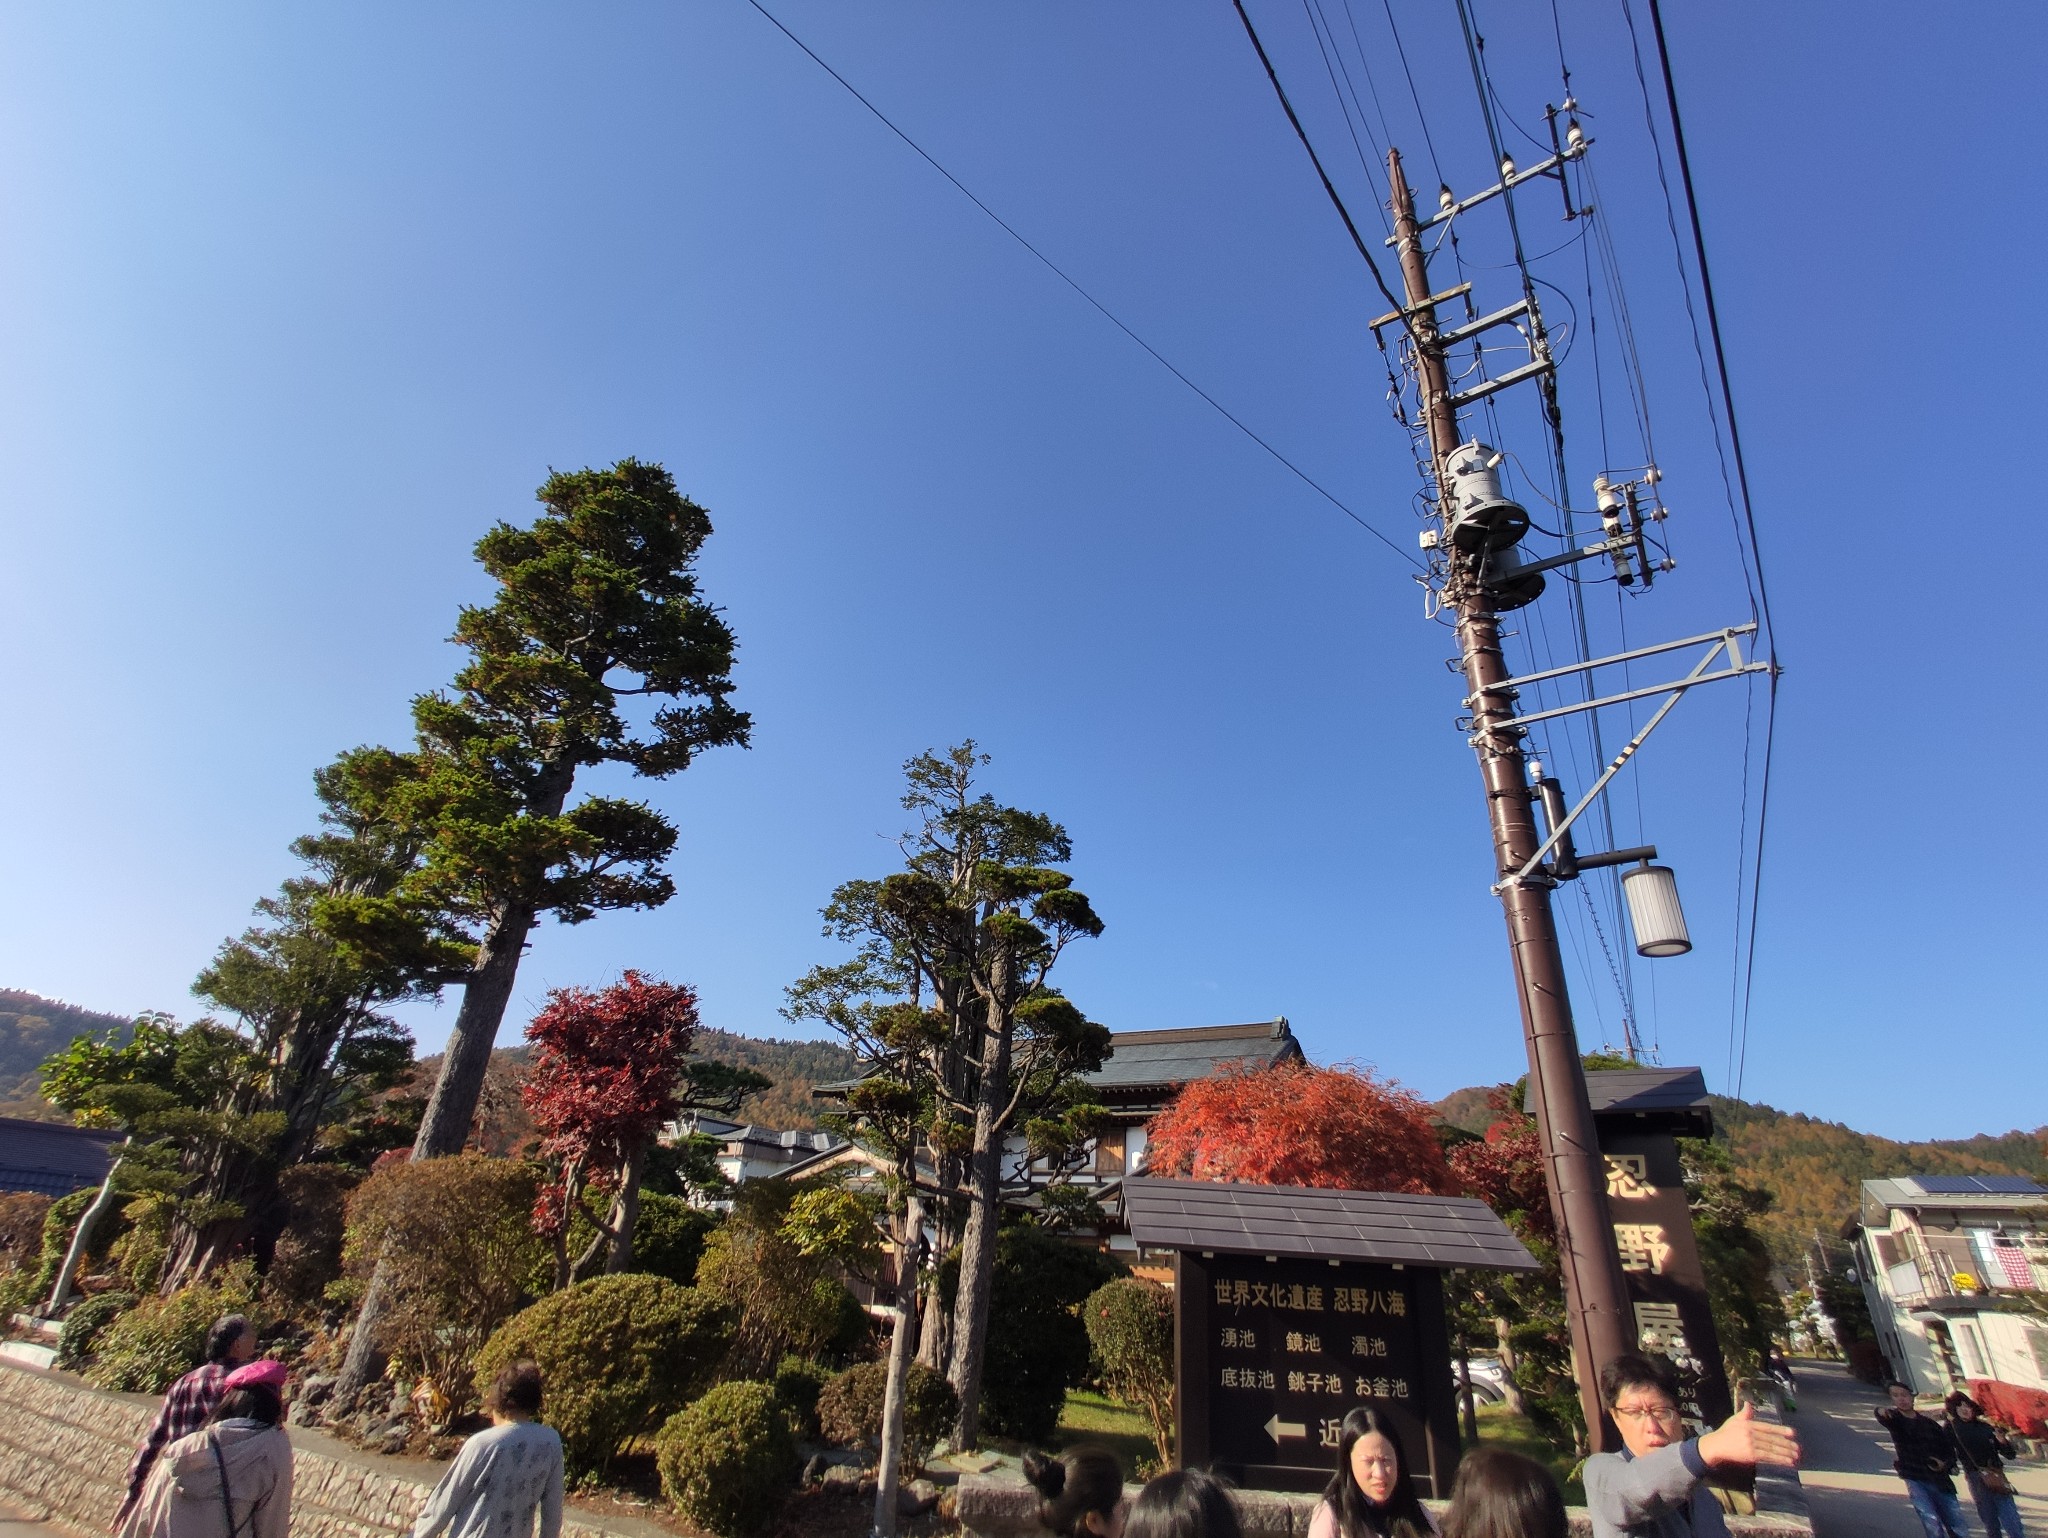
[1082, 1021, 1303, 1092]
[1583, 1067, 1711, 1114]
[1122, 1176, 1538, 1272]
[0, 1117, 119, 1198]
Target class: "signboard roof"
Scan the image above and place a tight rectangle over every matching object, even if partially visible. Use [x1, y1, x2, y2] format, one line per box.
[1123, 1176, 1539, 1272]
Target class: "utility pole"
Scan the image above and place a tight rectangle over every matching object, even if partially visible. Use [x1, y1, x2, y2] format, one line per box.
[1388, 147, 1636, 1450]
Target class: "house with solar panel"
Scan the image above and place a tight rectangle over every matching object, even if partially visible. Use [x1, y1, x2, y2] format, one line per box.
[1846, 1173, 2048, 1430]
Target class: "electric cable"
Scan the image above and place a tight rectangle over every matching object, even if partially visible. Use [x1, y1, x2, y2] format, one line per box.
[743, 0, 1423, 569]
[1228, 0, 1414, 326]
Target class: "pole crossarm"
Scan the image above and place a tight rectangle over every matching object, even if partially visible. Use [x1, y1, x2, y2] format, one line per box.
[1381, 138, 1591, 245]
[1491, 629, 1765, 890]
[1471, 622, 1758, 700]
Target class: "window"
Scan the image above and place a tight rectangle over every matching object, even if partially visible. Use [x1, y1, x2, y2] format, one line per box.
[1094, 1132, 1127, 1175]
[1954, 1321, 1987, 1379]
[2026, 1327, 2048, 1380]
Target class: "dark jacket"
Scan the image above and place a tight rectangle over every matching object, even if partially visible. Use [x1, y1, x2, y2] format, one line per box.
[1950, 1417, 2014, 1476]
[1876, 1406, 1957, 1492]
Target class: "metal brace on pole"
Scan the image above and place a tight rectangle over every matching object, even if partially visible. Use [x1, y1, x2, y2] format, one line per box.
[1492, 628, 1769, 889]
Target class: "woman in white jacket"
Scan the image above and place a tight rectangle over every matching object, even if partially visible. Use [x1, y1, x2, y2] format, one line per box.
[412, 1361, 564, 1538]
[118, 1359, 294, 1538]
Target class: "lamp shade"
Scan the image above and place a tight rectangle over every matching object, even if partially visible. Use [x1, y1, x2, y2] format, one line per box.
[1621, 863, 1692, 958]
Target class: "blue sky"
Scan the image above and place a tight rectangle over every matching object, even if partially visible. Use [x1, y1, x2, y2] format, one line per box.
[0, 3, 2037, 1143]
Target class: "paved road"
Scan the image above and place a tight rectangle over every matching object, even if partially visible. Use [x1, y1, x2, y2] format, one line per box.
[1794, 1359, 2048, 1537]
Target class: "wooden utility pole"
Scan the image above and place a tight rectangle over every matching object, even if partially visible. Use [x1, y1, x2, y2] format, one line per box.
[1387, 147, 1635, 1450]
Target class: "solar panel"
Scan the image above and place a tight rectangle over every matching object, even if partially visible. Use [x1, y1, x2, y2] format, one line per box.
[1912, 1175, 2045, 1196]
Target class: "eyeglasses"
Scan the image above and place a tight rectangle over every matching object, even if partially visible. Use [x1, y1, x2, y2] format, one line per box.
[1612, 1399, 1683, 1426]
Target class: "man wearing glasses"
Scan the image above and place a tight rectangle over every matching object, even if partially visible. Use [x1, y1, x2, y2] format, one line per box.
[1584, 1353, 1801, 1537]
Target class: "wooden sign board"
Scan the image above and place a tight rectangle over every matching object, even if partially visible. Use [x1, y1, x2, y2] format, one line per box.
[1173, 1250, 1462, 1496]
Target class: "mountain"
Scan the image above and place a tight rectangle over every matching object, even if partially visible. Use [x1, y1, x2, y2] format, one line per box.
[1432, 1074, 2048, 1264]
[1708, 1095, 2047, 1261]
[690, 1028, 859, 1130]
[0, 990, 136, 1119]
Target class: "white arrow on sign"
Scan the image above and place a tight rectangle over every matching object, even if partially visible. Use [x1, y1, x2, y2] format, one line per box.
[1263, 1415, 1307, 1445]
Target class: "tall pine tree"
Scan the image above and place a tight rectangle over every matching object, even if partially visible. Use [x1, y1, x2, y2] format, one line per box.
[332, 459, 748, 1392]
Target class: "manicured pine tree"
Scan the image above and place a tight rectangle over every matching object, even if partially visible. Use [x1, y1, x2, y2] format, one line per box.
[331, 459, 749, 1394]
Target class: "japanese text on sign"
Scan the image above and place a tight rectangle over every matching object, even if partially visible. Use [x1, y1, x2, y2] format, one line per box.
[1605, 1154, 1653, 1201]
[1614, 1222, 1674, 1275]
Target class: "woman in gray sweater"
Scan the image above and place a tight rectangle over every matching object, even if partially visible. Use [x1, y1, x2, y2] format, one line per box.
[412, 1362, 564, 1538]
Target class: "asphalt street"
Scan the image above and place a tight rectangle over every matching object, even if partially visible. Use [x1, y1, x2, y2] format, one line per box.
[1794, 1359, 2047, 1537]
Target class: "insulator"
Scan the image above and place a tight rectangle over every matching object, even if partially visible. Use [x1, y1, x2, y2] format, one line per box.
[1566, 120, 1586, 153]
[1500, 155, 1516, 178]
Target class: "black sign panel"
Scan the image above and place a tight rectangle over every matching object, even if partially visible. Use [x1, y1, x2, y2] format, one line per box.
[1599, 1130, 1735, 1436]
[1175, 1252, 1460, 1496]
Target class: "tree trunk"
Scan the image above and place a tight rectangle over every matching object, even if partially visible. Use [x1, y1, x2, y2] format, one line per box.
[604, 1148, 645, 1274]
[916, 1274, 950, 1368]
[946, 971, 1013, 1451]
[874, 1194, 924, 1538]
[1493, 1315, 1529, 1416]
[1456, 1332, 1479, 1447]
[412, 897, 540, 1158]
[334, 896, 541, 1400]
[334, 1262, 395, 1397]
[47, 1146, 127, 1315]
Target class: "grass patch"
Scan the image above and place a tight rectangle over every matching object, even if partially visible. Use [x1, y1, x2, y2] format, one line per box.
[1473, 1402, 1584, 1505]
[1056, 1391, 1159, 1476]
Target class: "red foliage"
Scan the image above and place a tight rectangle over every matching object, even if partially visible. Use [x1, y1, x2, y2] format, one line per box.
[1447, 1100, 1554, 1244]
[1142, 1061, 1454, 1195]
[522, 970, 700, 1235]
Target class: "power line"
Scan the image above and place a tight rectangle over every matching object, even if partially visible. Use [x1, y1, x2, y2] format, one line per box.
[743, 0, 1422, 569]
[1621, 0, 1782, 1093]
[1228, 0, 1413, 326]
[1644, 0, 1779, 657]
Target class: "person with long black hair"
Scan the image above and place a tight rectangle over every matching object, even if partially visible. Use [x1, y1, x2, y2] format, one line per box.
[1023, 1445, 1127, 1538]
[1308, 1408, 1438, 1538]
[1123, 1469, 1242, 1538]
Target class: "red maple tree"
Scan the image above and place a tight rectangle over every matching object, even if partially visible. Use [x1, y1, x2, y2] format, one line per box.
[522, 970, 700, 1284]
[1447, 1094, 1554, 1242]
[1142, 1060, 1454, 1194]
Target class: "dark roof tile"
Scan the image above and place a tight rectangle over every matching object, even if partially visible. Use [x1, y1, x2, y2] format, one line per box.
[1122, 1176, 1538, 1272]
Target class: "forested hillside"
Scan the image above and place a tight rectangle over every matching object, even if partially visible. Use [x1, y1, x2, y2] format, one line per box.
[690, 1027, 859, 1129]
[1710, 1095, 2047, 1260]
[0, 990, 135, 1118]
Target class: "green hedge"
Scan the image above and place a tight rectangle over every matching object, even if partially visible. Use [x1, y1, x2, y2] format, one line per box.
[474, 1273, 731, 1475]
[655, 1381, 798, 1538]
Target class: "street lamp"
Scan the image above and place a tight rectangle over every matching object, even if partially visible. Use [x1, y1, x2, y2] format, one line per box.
[1621, 862, 1692, 958]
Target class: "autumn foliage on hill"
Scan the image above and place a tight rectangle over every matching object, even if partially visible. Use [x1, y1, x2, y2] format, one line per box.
[1143, 1061, 1454, 1193]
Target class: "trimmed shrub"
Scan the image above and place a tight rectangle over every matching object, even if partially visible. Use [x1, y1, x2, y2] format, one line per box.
[770, 1356, 833, 1440]
[940, 1223, 1121, 1443]
[655, 1381, 797, 1538]
[474, 1273, 731, 1475]
[86, 1262, 258, 1393]
[695, 1181, 870, 1376]
[57, 1290, 138, 1370]
[630, 1192, 718, 1287]
[343, 1154, 545, 1417]
[1086, 1277, 1175, 1466]
[816, 1359, 956, 1472]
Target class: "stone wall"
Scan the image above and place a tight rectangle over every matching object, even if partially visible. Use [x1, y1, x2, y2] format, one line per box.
[0, 1363, 657, 1538]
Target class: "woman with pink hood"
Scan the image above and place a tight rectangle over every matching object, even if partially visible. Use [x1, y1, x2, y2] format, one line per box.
[118, 1359, 293, 1538]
